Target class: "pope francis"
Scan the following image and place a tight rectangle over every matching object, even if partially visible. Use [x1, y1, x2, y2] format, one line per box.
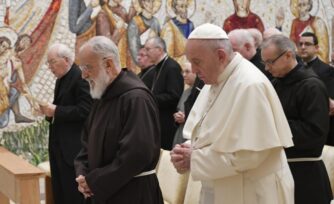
[170, 23, 295, 204]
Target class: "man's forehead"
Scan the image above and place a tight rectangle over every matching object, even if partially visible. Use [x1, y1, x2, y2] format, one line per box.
[47, 50, 57, 58]
[261, 45, 277, 56]
[145, 39, 154, 46]
[79, 51, 98, 64]
[80, 47, 97, 58]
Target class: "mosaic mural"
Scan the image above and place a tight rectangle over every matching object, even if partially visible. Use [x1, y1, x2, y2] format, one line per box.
[0, 0, 334, 163]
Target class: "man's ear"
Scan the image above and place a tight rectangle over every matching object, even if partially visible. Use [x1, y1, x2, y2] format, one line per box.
[105, 58, 114, 73]
[315, 44, 320, 52]
[217, 49, 226, 63]
[245, 43, 251, 51]
[64, 57, 70, 63]
[286, 50, 294, 60]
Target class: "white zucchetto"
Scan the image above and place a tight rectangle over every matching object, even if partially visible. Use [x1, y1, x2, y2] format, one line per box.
[188, 23, 229, 40]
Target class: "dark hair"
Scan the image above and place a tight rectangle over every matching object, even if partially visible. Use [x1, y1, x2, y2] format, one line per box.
[14, 34, 32, 53]
[300, 32, 318, 45]
[0, 36, 11, 47]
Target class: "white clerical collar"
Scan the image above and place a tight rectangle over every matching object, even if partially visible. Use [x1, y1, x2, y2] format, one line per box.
[306, 56, 317, 64]
[156, 54, 168, 65]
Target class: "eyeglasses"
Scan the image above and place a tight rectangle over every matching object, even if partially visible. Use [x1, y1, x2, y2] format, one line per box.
[261, 50, 287, 66]
[298, 42, 315, 47]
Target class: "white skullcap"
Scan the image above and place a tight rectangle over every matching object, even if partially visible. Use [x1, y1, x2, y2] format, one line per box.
[188, 23, 229, 40]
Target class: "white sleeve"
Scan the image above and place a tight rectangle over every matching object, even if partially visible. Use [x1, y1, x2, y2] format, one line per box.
[5, 0, 10, 7]
[191, 147, 271, 181]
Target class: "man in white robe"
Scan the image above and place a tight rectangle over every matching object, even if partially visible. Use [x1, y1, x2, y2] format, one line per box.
[170, 23, 295, 204]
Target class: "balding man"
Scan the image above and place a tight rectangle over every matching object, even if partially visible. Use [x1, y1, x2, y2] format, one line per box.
[228, 29, 272, 79]
[171, 24, 294, 204]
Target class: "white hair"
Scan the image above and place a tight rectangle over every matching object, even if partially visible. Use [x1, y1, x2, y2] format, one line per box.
[247, 28, 263, 48]
[228, 29, 255, 48]
[48, 43, 75, 65]
[80, 36, 121, 68]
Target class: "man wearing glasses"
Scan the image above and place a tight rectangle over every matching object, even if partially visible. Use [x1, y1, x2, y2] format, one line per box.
[40, 43, 93, 204]
[297, 32, 334, 146]
[261, 34, 333, 204]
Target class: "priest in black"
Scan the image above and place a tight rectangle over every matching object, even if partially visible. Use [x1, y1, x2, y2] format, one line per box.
[145, 37, 184, 150]
[261, 35, 333, 204]
[74, 36, 163, 204]
[298, 32, 334, 146]
[41, 44, 93, 204]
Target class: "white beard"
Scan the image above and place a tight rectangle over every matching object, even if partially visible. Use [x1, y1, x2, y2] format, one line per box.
[89, 69, 110, 99]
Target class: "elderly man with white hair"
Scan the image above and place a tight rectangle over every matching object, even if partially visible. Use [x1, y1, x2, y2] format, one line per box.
[170, 23, 294, 204]
[228, 29, 272, 79]
[74, 36, 163, 204]
[40, 43, 93, 204]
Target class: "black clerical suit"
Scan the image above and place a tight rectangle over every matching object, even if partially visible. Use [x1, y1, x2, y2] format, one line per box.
[151, 56, 184, 150]
[48, 64, 93, 204]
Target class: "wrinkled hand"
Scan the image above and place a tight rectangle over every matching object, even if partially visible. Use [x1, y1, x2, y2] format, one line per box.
[39, 103, 56, 117]
[76, 175, 94, 199]
[170, 143, 192, 174]
[173, 111, 185, 124]
[329, 98, 334, 116]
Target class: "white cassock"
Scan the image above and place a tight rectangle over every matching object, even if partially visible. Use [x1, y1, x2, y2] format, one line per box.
[184, 53, 295, 204]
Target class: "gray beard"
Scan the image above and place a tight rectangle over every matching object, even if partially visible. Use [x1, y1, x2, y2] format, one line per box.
[89, 69, 110, 99]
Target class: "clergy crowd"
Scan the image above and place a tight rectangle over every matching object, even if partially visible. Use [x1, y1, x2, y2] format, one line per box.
[38, 23, 334, 204]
